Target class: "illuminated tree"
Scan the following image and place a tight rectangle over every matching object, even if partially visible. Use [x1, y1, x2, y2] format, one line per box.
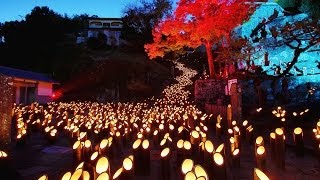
[145, 0, 257, 78]
[252, 19, 320, 77]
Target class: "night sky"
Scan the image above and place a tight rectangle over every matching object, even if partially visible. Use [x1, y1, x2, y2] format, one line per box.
[0, 0, 140, 22]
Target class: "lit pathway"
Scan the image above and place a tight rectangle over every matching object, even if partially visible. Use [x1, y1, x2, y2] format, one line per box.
[10, 62, 320, 180]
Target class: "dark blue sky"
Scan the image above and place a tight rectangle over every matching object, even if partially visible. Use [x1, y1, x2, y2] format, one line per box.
[0, 0, 140, 22]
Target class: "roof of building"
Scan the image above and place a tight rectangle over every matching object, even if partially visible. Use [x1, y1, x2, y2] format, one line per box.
[87, 17, 122, 21]
[0, 66, 58, 83]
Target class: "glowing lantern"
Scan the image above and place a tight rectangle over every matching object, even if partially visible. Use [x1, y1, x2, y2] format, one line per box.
[70, 168, 83, 180]
[194, 165, 208, 180]
[181, 159, 194, 175]
[61, 172, 71, 180]
[253, 168, 269, 180]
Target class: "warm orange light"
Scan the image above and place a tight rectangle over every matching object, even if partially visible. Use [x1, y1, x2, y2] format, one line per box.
[181, 159, 194, 174]
[161, 147, 170, 157]
[204, 140, 214, 153]
[96, 172, 110, 180]
[257, 146, 265, 155]
[194, 165, 208, 180]
[96, 157, 109, 174]
[256, 136, 263, 145]
[82, 171, 90, 180]
[91, 151, 99, 161]
[185, 171, 197, 180]
[142, 139, 150, 149]
[183, 141, 192, 150]
[233, 149, 239, 156]
[100, 139, 109, 149]
[113, 167, 123, 179]
[70, 169, 83, 180]
[191, 130, 199, 138]
[270, 132, 275, 139]
[38, 174, 48, 180]
[213, 153, 224, 166]
[254, 168, 269, 180]
[216, 144, 224, 153]
[123, 157, 133, 171]
[73, 140, 81, 150]
[133, 139, 142, 149]
[61, 172, 71, 180]
[294, 127, 302, 135]
[275, 128, 283, 135]
[76, 162, 84, 170]
[177, 139, 184, 149]
[84, 140, 91, 148]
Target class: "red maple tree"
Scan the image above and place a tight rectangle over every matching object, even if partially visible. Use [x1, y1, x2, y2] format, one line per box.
[145, 0, 258, 78]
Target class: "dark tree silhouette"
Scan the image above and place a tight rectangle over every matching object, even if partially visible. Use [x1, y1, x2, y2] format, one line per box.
[121, 0, 172, 51]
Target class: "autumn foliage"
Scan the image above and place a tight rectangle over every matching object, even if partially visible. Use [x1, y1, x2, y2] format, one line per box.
[145, 0, 258, 78]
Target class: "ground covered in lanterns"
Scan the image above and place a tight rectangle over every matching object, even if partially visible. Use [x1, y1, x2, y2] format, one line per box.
[3, 62, 320, 180]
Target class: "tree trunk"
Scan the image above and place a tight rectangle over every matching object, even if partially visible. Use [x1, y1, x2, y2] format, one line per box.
[205, 43, 215, 78]
[280, 49, 301, 77]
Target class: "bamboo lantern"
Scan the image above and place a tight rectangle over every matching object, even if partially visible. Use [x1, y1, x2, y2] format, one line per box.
[94, 156, 110, 179]
[229, 137, 236, 155]
[99, 139, 109, 156]
[253, 168, 269, 180]
[112, 167, 124, 180]
[227, 104, 232, 129]
[216, 123, 222, 138]
[181, 159, 194, 179]
[232, 149, 240, 168]
[241, 120, 249, 140]
[113, 157, 134, 180]
[82, 171, 90, 180]
[160, 147, 171, 180]
[79, 132, 87, 141]
[141, 139, 151, 175]
[275, 128, 285, 170]
[61, 172, 72, 180]
[0, 151, 8, 168]
[190, 130, 200, 145]
[317, 121, 320, 134]
[255, 136, 264, 155]
[216, 143, 225, 158]
[177, 139, 185, 168]
[153, 130, 159, 147]
[83, 140, 92, 162]
[70, 168, 83, 180]
[76, 161, 84, 170]
[293, 127, 304, 157]
[269, 133, 276, 161]
[228, 129, 234, 137]
[183, 141, 192, 159]
[233, 126, 241, 148]
[213, 152, 226, 180]
[96, 172, 109, 180]
[90, 151, 99, 167]
[73, 140, 82, 165]
[246, 125, 254, 143]
[194, 164, 208, 180]
[185, 171, 196, 180]
[203, 140, 214, 168]
[256, 146, 266, 171]
[132, 139, 142, 176]
[38, 174, 48, 180]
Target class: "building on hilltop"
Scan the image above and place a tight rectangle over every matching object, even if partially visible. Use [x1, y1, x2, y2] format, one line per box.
[76, 17, 123, 46]
[0, 66, 59, 104]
